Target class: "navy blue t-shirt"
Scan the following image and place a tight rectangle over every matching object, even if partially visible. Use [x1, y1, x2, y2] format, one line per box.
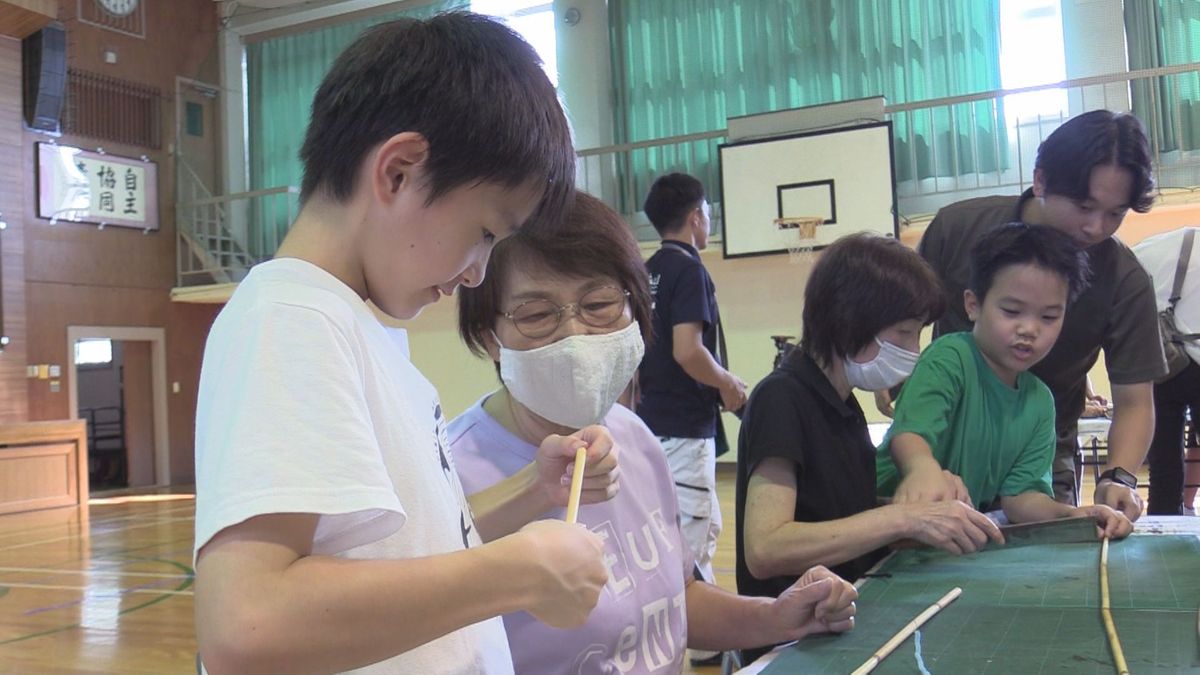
[637, 241, 721, 438]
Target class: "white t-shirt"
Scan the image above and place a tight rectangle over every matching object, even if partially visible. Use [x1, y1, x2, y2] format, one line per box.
[1133, 227, 1200, 364]
[193, 258, 513, 674]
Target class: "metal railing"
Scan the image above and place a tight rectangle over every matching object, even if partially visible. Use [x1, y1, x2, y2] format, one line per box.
[174, 63, 1200, 285]
[65, 69, 162, 150]
[176, 158, 300, 287]
[577, 62, 1200, 239]
[176, 185, 299, 287]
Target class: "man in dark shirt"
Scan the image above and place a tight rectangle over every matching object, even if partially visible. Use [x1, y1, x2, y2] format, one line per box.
[637, 173, 747, 594]
[899, 110, 1165, 519]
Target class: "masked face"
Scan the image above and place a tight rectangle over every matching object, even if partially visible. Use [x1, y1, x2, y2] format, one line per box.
[498, 321, 645, 428]
[842, 319, 924, 391]
[843, 338, 919, 391]
[491, 270, 643, 428]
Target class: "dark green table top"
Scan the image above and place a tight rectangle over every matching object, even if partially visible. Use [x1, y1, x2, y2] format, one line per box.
[751, 518, 1200, 674]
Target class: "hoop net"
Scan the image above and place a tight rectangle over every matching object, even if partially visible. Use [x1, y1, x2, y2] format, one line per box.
[774, 217, 822, 265]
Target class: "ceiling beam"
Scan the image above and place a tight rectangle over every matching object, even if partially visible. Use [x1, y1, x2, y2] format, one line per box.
[0, 0, 55, 39]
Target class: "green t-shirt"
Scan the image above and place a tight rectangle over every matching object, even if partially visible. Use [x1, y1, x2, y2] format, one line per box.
[876, 332, 1055, 510]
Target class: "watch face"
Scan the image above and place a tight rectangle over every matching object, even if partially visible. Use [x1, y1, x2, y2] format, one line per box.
[98, 0, 138, 17]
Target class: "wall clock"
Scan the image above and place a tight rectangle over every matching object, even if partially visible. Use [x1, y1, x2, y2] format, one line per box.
[97, 0, 139, 17]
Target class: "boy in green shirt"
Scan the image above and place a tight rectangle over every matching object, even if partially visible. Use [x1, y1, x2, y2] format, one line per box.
[877, 223, 1132, 538]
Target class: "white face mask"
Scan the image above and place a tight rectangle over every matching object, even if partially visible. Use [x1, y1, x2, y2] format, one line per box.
[499, 321, 645, 429]
[844, 337, 920, 391]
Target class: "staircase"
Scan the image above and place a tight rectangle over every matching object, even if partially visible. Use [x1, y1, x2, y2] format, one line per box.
[176, 160, 256, 286]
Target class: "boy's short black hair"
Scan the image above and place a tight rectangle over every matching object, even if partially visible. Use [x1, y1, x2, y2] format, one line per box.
[300, 12, 574, 229]
[643, 173, 705, 235]
[459, 192, 653, 359]
[968, 222, 1091, 304]
[1035, 110, 1155, 213]
[799, 233, 946, 368]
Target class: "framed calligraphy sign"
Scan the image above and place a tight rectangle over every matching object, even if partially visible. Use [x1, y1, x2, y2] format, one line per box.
[36, 143, 159, 231]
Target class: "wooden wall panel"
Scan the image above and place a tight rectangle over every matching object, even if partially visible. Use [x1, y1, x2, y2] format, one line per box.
[23, 212, 177, 289]
[0, 419, 88, 515]
[166, 301, 220, 484]
[122, 340, 154, 487]
[25, 282, 166, 420]
[0, 36, 28, 423]
[14, 1, 222, 486]
[0, 0, 55, 40]
[24, 281, 220, 485]
[24, 0, 220, 292]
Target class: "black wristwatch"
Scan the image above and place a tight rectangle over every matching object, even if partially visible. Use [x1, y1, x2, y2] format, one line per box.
[1097, 467, 1138, 490]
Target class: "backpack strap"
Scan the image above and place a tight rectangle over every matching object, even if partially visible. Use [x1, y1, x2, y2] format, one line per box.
[1168, 229, 1196, 312]
[1164, 229, 1200, 345]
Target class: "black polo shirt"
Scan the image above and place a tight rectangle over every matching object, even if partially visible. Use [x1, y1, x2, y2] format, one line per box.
[734, 353, 885, 601]
[919, 190, 1167, 436]
[637, 241, 721, 438]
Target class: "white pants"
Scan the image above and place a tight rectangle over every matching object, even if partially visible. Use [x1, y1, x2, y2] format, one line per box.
[660, 436, 721, 584]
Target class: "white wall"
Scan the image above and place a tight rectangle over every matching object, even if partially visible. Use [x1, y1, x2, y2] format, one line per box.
[554, 0, 613, 151]
[1061, 0, 1131, 115]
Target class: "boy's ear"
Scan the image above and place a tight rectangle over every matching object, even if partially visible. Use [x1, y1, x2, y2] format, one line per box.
[1031, 168, 1047, 198]
[373, 132, 431, 201]
[681, 207, 701, 240]
[964, 289, 981, 323]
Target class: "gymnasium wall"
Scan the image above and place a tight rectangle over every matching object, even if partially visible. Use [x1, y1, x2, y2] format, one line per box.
[0, 36, 28, 422]
[0, 0, 223, 484]
[1, 0, 1184, 480]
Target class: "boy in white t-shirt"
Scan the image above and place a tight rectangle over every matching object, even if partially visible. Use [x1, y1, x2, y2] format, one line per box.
[193, 13, 616, 674]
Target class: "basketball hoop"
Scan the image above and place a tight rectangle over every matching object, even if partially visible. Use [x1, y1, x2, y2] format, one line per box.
[774, 217, 822, 265]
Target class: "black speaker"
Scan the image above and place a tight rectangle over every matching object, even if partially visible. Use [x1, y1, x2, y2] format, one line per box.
[22, 23, 67, 134]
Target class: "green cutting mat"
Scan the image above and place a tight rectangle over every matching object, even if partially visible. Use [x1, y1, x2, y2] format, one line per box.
[762, 535, 1200, 673]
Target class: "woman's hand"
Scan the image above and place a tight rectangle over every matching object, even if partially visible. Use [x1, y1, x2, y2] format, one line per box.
[535, 425, 621, 507]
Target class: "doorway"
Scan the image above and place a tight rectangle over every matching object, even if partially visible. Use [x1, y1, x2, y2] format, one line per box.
[75, 339, 156, 489]
[68, 326, 170, 488]
[175, 77, 221, 200]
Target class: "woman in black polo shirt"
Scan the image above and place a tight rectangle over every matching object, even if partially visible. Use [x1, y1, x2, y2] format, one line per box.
[735, 234, 1004, 661]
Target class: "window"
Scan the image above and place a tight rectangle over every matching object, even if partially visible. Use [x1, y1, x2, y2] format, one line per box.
[471, 1, 557, 86]
[75, 338, 113, 367]
[999, 0, 1067, 124]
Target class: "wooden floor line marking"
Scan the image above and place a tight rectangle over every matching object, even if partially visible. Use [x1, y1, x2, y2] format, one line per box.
[0, 581, 193, 596]
[0, 574, 193, 647]
[0, 504, 196, 543]
[23, 577, 191, 615]
[0, 567, 191, 579]
[0, 521, 195, 552]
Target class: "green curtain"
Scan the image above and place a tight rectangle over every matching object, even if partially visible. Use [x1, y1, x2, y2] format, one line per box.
[245, 0, 467, 259]
[609, 0, 1007, 213]
[1126, 0, 1200, 153]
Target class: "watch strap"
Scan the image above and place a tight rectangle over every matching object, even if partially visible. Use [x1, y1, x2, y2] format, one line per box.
[1098, 467, 1138, 490]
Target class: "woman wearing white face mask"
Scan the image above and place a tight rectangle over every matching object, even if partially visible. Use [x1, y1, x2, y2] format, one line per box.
[450, 193, 859, 674]
[736, 233, 1005, 664]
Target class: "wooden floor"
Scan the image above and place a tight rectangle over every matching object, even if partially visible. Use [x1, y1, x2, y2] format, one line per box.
[0, 488, 197, 673]
[0, 467, 1156, 673]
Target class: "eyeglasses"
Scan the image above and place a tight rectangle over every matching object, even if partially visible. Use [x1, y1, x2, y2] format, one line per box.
[501, 286, 631, 339]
